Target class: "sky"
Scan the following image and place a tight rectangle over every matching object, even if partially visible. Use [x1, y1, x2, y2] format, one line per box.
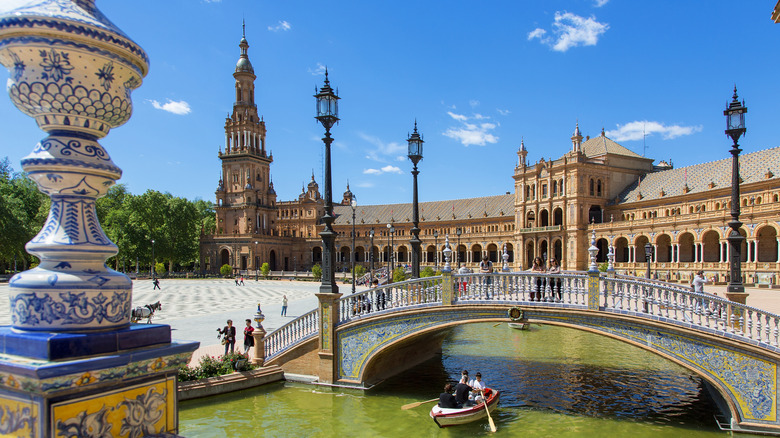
[1, 1, 779, 206]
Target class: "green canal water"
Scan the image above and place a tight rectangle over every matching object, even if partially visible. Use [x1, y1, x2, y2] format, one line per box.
[180, 323, 731, 437]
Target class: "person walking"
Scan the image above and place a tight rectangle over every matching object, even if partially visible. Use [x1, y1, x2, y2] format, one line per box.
[152, 278, 160, 290]
[243, 319, 254, 356]
[281, 295, 288, 316]
[218, 319, 236, 355]
[240, 276, 245, 286]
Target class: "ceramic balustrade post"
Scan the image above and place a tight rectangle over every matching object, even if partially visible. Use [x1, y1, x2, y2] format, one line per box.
[0, 2, 197, 436]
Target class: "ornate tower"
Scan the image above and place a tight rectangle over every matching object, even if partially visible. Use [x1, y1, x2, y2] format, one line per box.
[571, 122, 583, 153]
[215, 25, 276, 239]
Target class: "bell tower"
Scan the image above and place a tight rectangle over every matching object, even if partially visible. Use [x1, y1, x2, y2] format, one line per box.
[215, 24, 276, 237]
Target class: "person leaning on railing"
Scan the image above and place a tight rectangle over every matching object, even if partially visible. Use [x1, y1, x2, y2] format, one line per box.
[547, 258, 561, 301]
[529, 257, 546, 301]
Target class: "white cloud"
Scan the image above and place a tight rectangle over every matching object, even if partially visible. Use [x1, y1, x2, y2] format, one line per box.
[605, 120, 703, 142]
[359, 132, 406, 162]
[309, 63, 326, 76]
[447, 111, 468, 122]
[594, 0, 609, 7]
[469, 100, 480, 108]
[528, 11, 609, 52]
[443, 111, 500, 147]
[268, 20, 291, 32]
[363, 165, 402, 175]
[497, 108, 511, 116]
[149, 99, 191, 115]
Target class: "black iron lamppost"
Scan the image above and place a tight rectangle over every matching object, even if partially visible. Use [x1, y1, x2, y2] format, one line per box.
[254, 241, 259, 281]
[387, 223, 395, 274]
[351, 197, 357, 294]
[725, 87, 747, 295]
[644, 242, 653, 279]
[407, 121, 424, 278]
[151, 239, 155, 279]
[433, 230, 439, 271]
[314, 69, 340, 295]
[456, 227, 462, 266]
[369, 228, 375, 280]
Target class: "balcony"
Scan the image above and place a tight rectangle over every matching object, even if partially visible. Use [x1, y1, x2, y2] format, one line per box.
[517, 225, 562, 234]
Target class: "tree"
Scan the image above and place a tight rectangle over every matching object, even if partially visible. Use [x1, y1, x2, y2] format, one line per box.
[420, 266, 436, 278]
[261, 262, 270, 279]
[220, 264, 232, 277]
[312, 264, 322, 281]
[393, 267, 407, 283]
[155, 262, 166, 277]
[352, 265, 365, 278]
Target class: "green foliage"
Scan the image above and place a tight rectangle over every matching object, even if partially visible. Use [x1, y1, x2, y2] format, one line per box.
[352, 264, 366, 277]
[393, 267, 407, 282]
[312, 264, 322, 281]
[0, 158, 49, 272]
[178, 352, 254, 382]
[220, 264, 232, 277]
[420, 266, 436, 278]
[155, 262, 166, 276]
[598, 261, 608, 272]
[261, 262, 270, 279]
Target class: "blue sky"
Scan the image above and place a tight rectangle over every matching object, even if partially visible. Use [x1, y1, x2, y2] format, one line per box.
[1, 1, 779, 206]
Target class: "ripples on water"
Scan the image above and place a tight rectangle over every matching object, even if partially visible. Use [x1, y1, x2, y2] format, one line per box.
[180, 324, 727, 437]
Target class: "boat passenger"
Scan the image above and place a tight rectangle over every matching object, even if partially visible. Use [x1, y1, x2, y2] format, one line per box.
[454, 374, 474, 407]
[439, 383, 460, 409]
[469, 372, 487, 403]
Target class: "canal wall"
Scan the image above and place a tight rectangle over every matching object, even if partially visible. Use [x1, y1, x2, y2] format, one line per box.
[178, 366, 285, 401]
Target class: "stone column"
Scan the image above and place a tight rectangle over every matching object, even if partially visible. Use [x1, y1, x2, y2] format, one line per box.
[0, 2, 197, 437]
[316, 292, 342, 383]
[441, 236, 454, 305]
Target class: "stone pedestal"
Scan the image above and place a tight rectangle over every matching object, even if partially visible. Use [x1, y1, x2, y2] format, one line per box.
[251, 326, 267, 366]
[725, 291, 750, 331]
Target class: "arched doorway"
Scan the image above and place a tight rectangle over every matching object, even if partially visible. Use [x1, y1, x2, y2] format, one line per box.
[505, 243, 514, 263]
[471, 244, 483, 264]
[397, 246, 408, 264]
[702, 230, 720, 262]
[596, 238, 608, 263]
[487, 244, 498, 262]
[220, 249, 230, 268]
[540, 240, 549, 263]
[679, 233, 695, 262]
[656, 234, 671, 263]
[312, 247, 322, 265]
[553, 239, 562, 263]
[635, 236, 650, 263]
[540, 210, 549, 227]
[757, 226, 778, 262]
[614, 237, 629, 262]
[525, 241, 534, 268]
[426, 245, 436, 264]
[269, 250, 277, 271]
[553, 207, 563, 226]
[588, 205, 602, 224]
[526, 211, 535, 228]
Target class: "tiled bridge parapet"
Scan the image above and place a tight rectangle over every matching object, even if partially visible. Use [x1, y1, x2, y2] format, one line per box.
[264, 271, 780, 436]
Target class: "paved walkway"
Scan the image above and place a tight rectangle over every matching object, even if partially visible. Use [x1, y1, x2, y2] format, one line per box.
[0, 279, 776, 367]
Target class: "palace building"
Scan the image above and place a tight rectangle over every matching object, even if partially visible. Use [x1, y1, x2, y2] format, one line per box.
[199, 32, 780, 285]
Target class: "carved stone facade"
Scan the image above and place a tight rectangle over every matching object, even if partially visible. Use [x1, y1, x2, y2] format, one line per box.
[200, 34, 780, 284]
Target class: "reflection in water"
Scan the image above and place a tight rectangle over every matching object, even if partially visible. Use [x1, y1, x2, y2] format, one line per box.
[181, 324, 726, 437]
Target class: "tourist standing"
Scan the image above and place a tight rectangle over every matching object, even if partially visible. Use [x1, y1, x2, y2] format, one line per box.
[281, 295, 288, 316]
[243, 319, 254, 355]
[547, 258, 561, 301]
[219, 319, 236, 355]
[691, 270, 706, 293]
[479, 255, 494, 298]
[530, 257, 545, 301]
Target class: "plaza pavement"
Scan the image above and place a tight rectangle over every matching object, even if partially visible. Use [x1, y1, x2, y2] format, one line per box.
[0, 279, 777, 367]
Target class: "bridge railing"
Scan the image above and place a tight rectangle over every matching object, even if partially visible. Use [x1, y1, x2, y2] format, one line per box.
[602, 275, 780, 348]
[264, 308, 319, 360]
[263, 271, 780, 362]
[337, 275, 444, 323]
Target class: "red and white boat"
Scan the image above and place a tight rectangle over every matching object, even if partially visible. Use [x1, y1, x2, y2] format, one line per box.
[429, 388, 500, 428]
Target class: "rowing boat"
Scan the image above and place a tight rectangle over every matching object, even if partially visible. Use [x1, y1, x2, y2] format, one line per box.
[430, 388, 500, 428]
[508, 322, 529, 330]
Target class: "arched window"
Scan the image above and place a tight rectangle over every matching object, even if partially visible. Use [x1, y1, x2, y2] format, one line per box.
[589, 179, 595, 196]
[597, 179, 602, 197]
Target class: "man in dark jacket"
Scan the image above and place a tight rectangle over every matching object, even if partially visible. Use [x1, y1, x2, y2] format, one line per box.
[439, 383, 460, 408]
[454, 375, 473, 406]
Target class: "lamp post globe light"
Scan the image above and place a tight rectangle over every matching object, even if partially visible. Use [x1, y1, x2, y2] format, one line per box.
[644, 242, 653, 279]
[725, 86, 747, 295]
[369, 228, 375, 281]
[407, 121, 424, 278]
[433, 230, 439, 271]
[254, 241, 259, 281]
[314, 69, 340, 295]
[351, 197, 357, 294]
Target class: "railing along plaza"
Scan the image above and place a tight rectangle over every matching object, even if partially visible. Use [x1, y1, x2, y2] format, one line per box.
[264, 271, 780, 361]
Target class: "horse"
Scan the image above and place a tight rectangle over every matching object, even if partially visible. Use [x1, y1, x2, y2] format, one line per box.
[131, 301, 162, 324]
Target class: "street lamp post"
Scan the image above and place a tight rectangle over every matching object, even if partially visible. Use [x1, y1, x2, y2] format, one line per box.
[407, 121, 424, 279]
[254, 241, 258, 281]
[433, 230, 439, 271]
[644, 242, 653, 279]
[725, 87, 747, 295]
[151, 239, 155, 279]
[387, 223, 395, 278]
[369, 228, 375, 281]
[314, 69, 340, 295]
[456, 227, 462, 266]
[351, 197, 357, 294]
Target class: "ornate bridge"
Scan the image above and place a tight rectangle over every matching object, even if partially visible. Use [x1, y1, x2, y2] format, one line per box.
[256, 267, 780, 435]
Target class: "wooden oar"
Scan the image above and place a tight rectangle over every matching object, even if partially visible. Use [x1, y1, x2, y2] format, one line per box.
[481, 389, 497, 432]
[401, 398, 439, 410]
[492, 322, 503, 327]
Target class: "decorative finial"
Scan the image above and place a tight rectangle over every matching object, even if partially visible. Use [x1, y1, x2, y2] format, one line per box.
[324, 67, 329, 84]
[242, 19, 246, 38]
[442, 235, 452, 272]
[588, 230, 599, 273]
[607, 245, 615, 273]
